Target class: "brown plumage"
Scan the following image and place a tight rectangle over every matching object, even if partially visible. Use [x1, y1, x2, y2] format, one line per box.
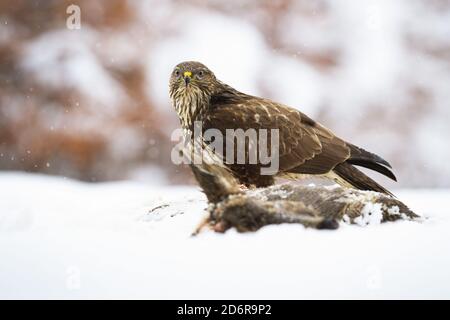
[169, 61, 396, 195]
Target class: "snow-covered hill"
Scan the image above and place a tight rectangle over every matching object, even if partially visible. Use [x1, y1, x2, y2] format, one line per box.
[1, 172, 449, 299]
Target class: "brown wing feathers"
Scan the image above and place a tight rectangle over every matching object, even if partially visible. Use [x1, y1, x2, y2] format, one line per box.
[207, 89, 395, 194]
[291, 113, 396, 183]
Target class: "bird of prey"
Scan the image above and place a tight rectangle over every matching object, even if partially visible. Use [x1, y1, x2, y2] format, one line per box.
[169, 61, 396, 195]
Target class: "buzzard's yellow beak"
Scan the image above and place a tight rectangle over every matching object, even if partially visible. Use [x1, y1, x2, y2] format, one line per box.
[183, 71, 192, 85]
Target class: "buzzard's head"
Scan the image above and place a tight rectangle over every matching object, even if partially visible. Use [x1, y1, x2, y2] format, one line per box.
[169, 61, 219, 127]
[169, 61, 217, 98]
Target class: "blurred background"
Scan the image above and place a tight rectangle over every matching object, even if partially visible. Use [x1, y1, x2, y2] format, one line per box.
[0, 0, 449, 188]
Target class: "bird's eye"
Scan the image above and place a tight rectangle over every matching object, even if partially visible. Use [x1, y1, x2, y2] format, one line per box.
[196, 70, 205, 79]
[174, 69, 181, 78]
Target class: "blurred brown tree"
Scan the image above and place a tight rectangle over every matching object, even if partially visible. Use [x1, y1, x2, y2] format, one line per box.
[0, 0, 189, 183]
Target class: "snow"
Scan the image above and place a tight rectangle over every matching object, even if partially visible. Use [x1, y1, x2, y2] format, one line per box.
[354, 202, 383, 226]
[1, 172, 450, 299]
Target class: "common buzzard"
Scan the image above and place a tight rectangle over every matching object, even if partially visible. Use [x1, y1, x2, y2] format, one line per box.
[169, 61, 396, 195]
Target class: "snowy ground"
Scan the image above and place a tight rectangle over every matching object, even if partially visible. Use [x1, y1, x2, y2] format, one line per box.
[0, 172, 449, 299]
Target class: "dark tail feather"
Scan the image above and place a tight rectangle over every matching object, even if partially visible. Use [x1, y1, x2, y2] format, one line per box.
[348, 143, 392, 168]
[333, 162, 395, 197]
[347, 159, 397, 181]
[346, 143, 396, 181]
